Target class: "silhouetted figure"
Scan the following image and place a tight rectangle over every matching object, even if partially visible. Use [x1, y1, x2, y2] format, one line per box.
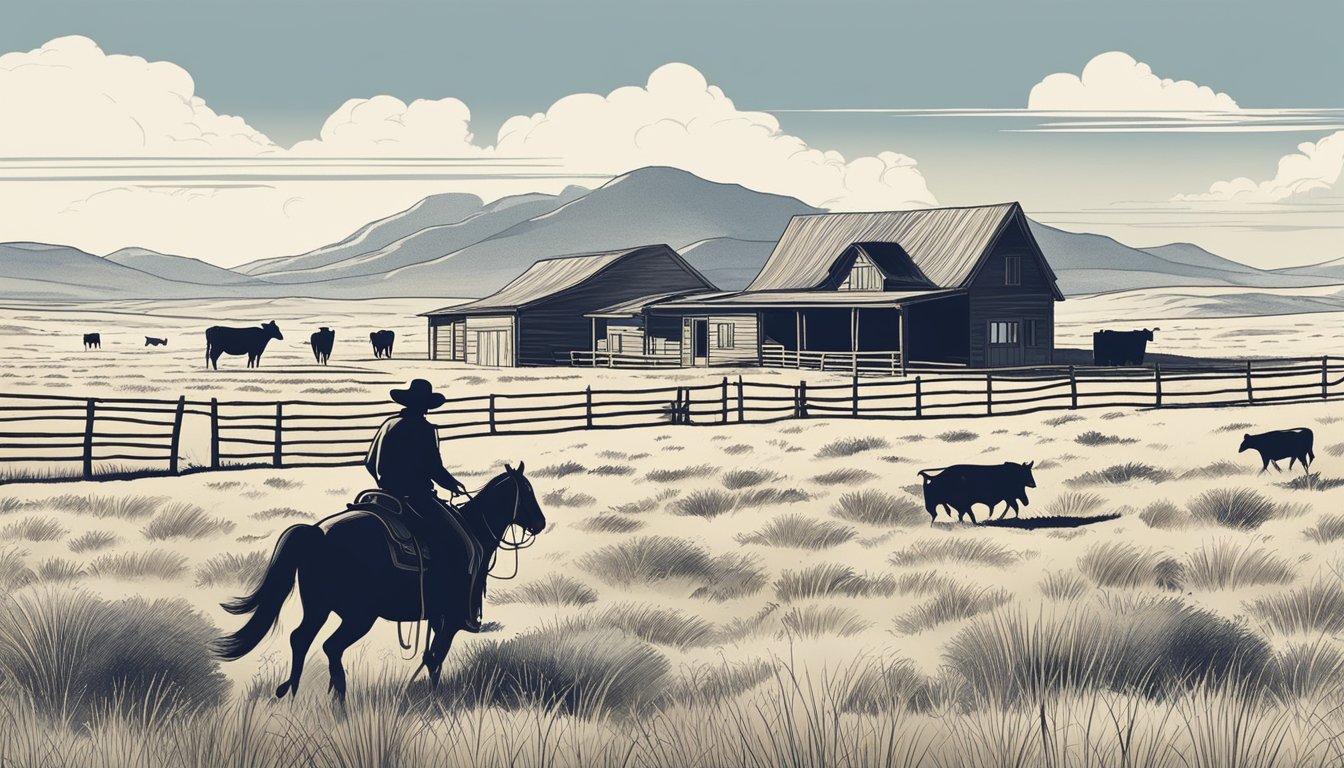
[1240, 428, 1314, 473]
[1093, 328, 1157, 366]
[144, 336, 168, 347]
[310, 327, 335, 365]
[205, 321, 283, 369]
[83, 332, 100, 349]
[919, 461, 1037, 524]
[370, 329, 395, 359]
[210, 463, 545, 703]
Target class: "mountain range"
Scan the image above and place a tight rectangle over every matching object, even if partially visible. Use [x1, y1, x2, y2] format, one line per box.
[0, 166, 1336, 302]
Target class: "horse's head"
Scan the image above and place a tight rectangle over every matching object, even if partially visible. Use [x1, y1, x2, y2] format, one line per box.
[495, 461, 546, 536]
[263, 320, 283, 340]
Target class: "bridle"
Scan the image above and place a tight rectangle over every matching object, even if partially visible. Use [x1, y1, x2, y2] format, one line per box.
[456, 474, 539, 582]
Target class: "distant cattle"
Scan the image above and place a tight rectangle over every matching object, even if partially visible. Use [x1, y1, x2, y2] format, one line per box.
[145, 337, 168, 347]
[918, 461, 1037, 524]
[370, 330, 395, 359]
[1240, 428, 1314, 473]
[310, 327, 335, 365]
[206, 321, 283, 369]
[83, 333, 100, 349]
[1093, 328, 1158, 366]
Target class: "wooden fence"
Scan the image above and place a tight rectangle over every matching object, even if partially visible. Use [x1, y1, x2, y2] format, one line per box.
[2, 356, 1341, 481]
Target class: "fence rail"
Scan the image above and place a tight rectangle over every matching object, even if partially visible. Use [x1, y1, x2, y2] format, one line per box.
[1, 356, 1340, 481]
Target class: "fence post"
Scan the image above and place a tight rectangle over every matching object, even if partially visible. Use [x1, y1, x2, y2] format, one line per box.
[985, 372, 993, 416]
[169, 395, 186, 474]
[584, 387, 593, 429]
[799, 380, 809, 418]
[1154, 364, 1163, 409]
[1069, 366, 1077, 409]
[1323, 355, 1329, 400]
[1245, 361, 1254, 405]
[915, 376, 923, 418]
[721, 377, 729, 423]
[736, 376, 745, 423]
[272, 403, 283, 467]
[489, 394, 498, 433]
[852, 374, 860, 418]
[82, 398, 96, 480]
[209, 398, 220, 469]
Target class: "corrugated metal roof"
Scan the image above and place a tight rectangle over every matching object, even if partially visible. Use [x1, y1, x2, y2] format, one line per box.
[587, 289, 720, 317]
[423, 245, 679, 316]
[651, 288, 963, 310]
[747, 203, 1020, 292]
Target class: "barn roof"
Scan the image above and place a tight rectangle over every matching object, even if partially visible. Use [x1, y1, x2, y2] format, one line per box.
[422, 244, 708, 316]
[587, 289, 722, 318]
[650, 288, 963, 311]
[747, 202, 1045, 292]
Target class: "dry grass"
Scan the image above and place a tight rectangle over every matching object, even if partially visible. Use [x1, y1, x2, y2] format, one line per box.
[141, 502, 235, 540]
[1, 516, 67, 542]
[811, 468, 878, 486]
[889, 538, 1019, 568]
[737, 513, 856, 549]
[1188, 488, 1281, 530]
[773, 563, 897, 602]
[249, 506, 305, 520]
[1074, 431, 1136, 446]
[1039, 570, 1090, 601]
[533, 461, 586, 478]
[816, 436, 889, 458]
[1078, 541, 1183, 590]
[494, 574, 599, 607]
[1069, 462, 1174, 486]
[1183, 540, 1296, 591]
[1249, 576, 1344, 635]
[935, 430, 978, 443]
[779, 605, 871, 638]
[1042, 491, 1107, 517]
[1140, 500, 1189, 530]
[1303, 513, 1344, 543]
[88, 550, 189, 580]
[541, 488, 597, 508]
[67, 530, 119, 554]
[830, 490, 924, 527]
[195, 551, 268, 589]
[892, 582, 1010, 634]
[721, 469, 779, 490]
[577, 513, 644, 533]
[670, 489, 737, 518]
[645, 464, 718, 482]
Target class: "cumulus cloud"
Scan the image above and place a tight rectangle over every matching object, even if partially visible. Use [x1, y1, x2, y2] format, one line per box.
[1028, 52, 1239, 112]
[0, 36, 276, 155]
[290, 95, 481, 156]
[1174, 131, 1344, 202]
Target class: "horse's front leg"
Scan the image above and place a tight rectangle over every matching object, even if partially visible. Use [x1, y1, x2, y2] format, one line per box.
[424, 618, 458, 690]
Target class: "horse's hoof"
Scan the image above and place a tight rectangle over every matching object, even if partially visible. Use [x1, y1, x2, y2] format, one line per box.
[276, 682, 290, 699]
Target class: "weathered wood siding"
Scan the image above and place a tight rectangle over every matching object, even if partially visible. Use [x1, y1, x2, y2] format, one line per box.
[464, 315, 515, 366]
[708, 313, 758, 366]
[966, 221, 1057, 367]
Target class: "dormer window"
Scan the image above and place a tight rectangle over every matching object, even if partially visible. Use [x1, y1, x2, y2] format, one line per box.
[1004, 256, 1021, 286]
[844, 263, 882, 291]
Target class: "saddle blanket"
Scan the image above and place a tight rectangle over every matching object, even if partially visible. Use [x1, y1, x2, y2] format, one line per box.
[339, 489, 431, 572]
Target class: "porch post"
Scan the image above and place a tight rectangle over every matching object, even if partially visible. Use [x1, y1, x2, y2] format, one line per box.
[590, 318, 598, 366]
[899, 308, 908, 377]
[794, 310, 802, 368]
[851, 307, 859, 375]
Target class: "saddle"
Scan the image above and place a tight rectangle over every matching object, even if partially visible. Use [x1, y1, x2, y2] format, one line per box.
[342, 489, 431, 573]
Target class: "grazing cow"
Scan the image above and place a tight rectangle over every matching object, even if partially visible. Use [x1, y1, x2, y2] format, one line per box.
[1240, 428, 1314, 473]
[1093, 328, 1158, 366]
[370, 329, 395, 359]
[145, 337, 168, 347]
[83, 332, 101, 349]
[918, 461, 1037, 524]
[205, 321, 283, 369]
[310, 327, 335, 365]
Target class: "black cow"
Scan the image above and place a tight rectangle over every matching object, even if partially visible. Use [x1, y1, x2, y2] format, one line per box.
[918, 461, 1037, 524]
[370, 329, 395, 359]
[83, 333, 101, 349]
[1240, 428, 1314, 473]
[205, 321, 283, 369]
[1093, 328, 1158, 366]
[145, 337, 168, 347]
[310, 327, 335, 365]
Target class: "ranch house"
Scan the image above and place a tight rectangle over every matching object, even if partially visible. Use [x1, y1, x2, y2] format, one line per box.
[422, 245, 715, 367]
[585, 202, 1063, 371]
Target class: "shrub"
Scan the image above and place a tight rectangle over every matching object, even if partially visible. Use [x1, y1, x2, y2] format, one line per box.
[141, 503, 234, 540]
[494, 574, 598, 607]
[774, 563, 896, 602]
[737, 513, 856, 549]
[1249, 576, 1344, 635]
[1069, 463, 1173, 485]
[830, 490, 924, 527]
[1188, 488, 1279, 530]
[889, 538, 1019, 568]
[541, 488, 596, 508]
[779, 605, 870, 638]
[88, 550, 188, 580]
[577, 514, 644, 533]
[1074, 431, 1135, 447]
[443, 626, 669, 715]
[811, 468, 878, 486]
[1078, 541, 1183, 591]
[1304, 513, 1344, 543]
[947, 599, 1274, 703]
[533, 461, 586, 478]
[0, 589, 228, 725]
[1183, 540, 1296, 591]
[817, 436, 889, 458]
[721, 469, 778, 490]
[646, 464, 718, 482]
[1140, 500, 1189, 530]
[893, 582, 1010, 634]
[195, 551, 269, 589]
[2, 516, 67, 542]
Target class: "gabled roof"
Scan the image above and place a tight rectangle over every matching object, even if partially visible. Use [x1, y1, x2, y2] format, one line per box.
[747, 202, 1043, 293]
[650, 288, 963, 311]
[423, 244, 710, 316]
[587, 289, 720, 318]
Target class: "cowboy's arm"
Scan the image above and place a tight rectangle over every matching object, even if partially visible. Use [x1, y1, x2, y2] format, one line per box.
[425, 423, 467, 495]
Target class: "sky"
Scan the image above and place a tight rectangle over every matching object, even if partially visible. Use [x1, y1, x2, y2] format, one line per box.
[1, 0, 1341, 269]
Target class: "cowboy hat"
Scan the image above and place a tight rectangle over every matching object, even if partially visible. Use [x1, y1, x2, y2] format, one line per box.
[390, 379, 446, 410]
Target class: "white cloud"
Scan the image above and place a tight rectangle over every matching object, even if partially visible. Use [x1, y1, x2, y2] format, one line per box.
[1174, 131, 1344, 202]
[1028, 52, 1239, 112]
[0, 36, 276, 155]
[0, 39, 937, 263]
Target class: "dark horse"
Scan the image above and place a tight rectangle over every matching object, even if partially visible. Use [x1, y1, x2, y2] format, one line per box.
[211, 463, 545, 701]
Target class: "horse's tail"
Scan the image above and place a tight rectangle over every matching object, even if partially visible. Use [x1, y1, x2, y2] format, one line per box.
[211, 524, 322, 661]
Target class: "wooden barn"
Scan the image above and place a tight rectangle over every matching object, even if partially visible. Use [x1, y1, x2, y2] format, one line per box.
[588, 202, 1063, 370]
[422, 245, 715, 367]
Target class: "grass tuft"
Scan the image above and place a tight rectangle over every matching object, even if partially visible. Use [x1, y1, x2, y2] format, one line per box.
[1074, 431, 1136, 447]
[811, 468, 878, 486]
[195, 551, 269, 589]
[533, 461, 586, 478]
[1249, 576, 1344, 635]
[494, 574, 598, 607]
[1139, 500, 1189, 530]
[737, 513, 856, 549]
[830, 490, 924, 527]
[541, 488, 597, 508]
[88, 550, 189, 580]
[1183, 540, 1296, 591]
[2, 516, 67, 542]
[646, 464, 718, 482]
[779, 605, 870, 638]
[1042, 491, 1107, 517]
[577, 513, 644, 533]
[1188, 487, 1280, 530]
[721, 469, 778, 490]
[1039, 570, 1089, 601]
[1078, 541, 1183, 590]
[1069, 462, 1173, 485]
[889, 538, 1019, 568]
[1304, 513, 1344, 543]
[817, 436, 890, 458]
[671, 489, 737, 518]
[141, 502, 234, 540]
[893, 582, 1010, 633]
[773, 563, 896, 602]
[935, 430, 978, 443]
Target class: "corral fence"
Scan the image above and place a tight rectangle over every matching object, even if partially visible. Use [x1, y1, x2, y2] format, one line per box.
[2, 356, 1341, 481]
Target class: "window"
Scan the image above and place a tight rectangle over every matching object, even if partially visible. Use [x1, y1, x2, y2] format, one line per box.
[610, 334, 623, 353]
[716, 323, 736, 349]
[844, 264, 882, 291]
[989, 321, 1019, 345]
[1026, 320, 1043, 347]
[1004, 256, 1021, 286]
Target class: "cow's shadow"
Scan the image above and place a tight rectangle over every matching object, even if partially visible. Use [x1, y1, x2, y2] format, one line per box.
[978, 513, 1121, 531]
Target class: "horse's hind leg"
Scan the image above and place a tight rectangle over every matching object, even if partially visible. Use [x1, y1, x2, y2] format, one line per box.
[323, 612, 376, 703]
[276, 598, 328, 699]
[424, 619, 459, 690]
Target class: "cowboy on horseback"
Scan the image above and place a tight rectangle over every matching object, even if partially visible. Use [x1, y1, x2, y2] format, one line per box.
[365, 379, 487, 632]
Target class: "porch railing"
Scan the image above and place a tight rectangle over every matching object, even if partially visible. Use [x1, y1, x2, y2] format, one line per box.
[761, 343, 904, 374]
[570, 350, 683, 368]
